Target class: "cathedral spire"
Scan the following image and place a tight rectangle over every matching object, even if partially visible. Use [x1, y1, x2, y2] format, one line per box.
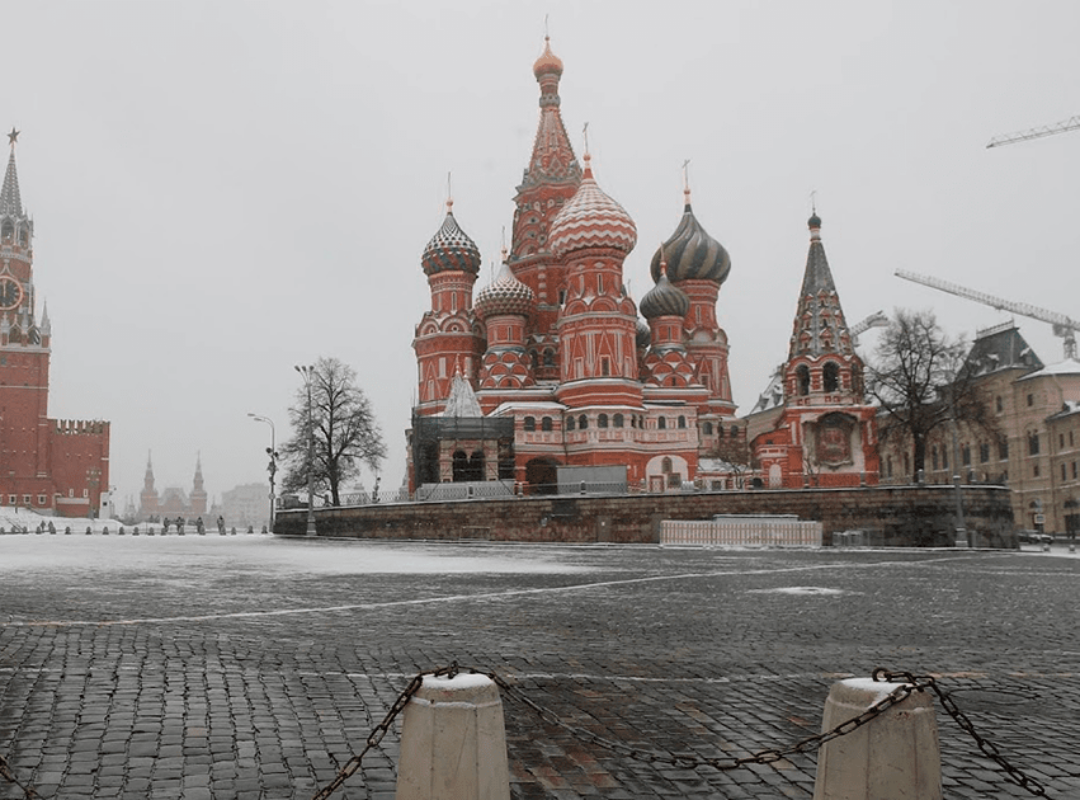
[517, 35, 581, 194]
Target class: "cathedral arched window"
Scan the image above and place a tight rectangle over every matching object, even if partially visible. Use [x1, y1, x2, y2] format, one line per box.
[677, 416, 686, 429]
[598, 413, 608, 429]
[18, 226, 27, 246]
[613, 413, 624, 428]
[823, 361, 840, 393]
[730, 425, 739, 438]
[541, 416, 553, 432]
[796, 364, 811, 396]
[543, 348, 555, 367]
[703, 422, 713, 435]
[566, 415, 575, 431]
[658, 417, 667, 430]
[661, 457, 673, 473]
[524, 416, 536, 432]
[578, 414, 588, 430]
[1, 221, 12, 241]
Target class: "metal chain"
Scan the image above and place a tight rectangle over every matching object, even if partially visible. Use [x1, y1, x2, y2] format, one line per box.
[311, 664, 1046, 799]
[310, 662, 463, 800]
[874, 669, 1046, 796]
[0, 754, 41, 799]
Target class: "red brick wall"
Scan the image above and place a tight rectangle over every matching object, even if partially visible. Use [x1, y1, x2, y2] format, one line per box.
[276, 485, 1015, 548]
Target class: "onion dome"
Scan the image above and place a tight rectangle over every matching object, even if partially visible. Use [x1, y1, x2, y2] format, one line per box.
[640, 265, 690, 319]
[548, 153, 637, 258]
[809, 211, 822, 231]
[649, 188, 730, 285]
[421, 200, 481, 276]
[635, 318, 652, 349]
[533, 35, 564, 79]
[475, 262, 536, 319]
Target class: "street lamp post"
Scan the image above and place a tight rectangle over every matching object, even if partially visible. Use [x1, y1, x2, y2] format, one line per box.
[295, 364, 317, 537]
[247, 413, 277, 533]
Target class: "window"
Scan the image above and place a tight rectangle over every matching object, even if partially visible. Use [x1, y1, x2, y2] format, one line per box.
[1027, 393, 1034, 407]
[601, 358, 611, 376]
[524, 416, 536, 432]
[543, 349, 555, 368]
[962, 445, 971, 467]
[1029, 433, 1040, 455]
[541, 416, 553, 432]
[996, 396, 1003, 413]
[796, 364, 810, 396]
[1063, 464, 1068, 481]
[1073, 461, 1078, 480]
[1033, 464, 1040, 478]
[566, 416, 575, 431]
[661, 457, 673, 473]
[658, 417, 667, 430]
[980, 443, 990, 463]
[823, 361, 840, 393]
[7, 495, 14, 505]
[613, 413, 624, 428]
[886, 456, 893, 478]
[731, 425, 739, 438]
[678, 416, 686, 429]
[36, 494, 46, 506]
[598, 413, 609, 429]
[703, 421, 713, 435]
[1060, 433, 1066, 450]
[578, 414, 588, 430]
[23, 494, 32, 505]
[942, 449, 948, 470]
[999, 439, 1009, 460]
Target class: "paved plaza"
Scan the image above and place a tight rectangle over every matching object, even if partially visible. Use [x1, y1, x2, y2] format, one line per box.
[1, 533, 1079, 799]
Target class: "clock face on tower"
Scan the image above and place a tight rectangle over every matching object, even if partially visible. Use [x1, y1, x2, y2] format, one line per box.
[0, 277, 21, 310]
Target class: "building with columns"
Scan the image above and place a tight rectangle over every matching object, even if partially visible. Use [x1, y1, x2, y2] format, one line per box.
[0, 131, 111, 517]
[409, 39, 745, 494]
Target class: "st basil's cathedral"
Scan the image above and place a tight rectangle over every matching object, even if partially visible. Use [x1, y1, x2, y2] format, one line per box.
[409, 38, 879, 494]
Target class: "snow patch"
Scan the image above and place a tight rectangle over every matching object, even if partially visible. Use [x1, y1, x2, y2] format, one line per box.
[748, 586, 847, 596]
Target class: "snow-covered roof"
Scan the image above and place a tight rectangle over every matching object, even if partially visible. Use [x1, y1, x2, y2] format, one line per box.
[1017, 357, 1080, 381]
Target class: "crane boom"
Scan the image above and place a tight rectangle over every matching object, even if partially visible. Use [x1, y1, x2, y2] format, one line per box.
[895, 269, 1079, 359]
[986, 115, 1080, 149]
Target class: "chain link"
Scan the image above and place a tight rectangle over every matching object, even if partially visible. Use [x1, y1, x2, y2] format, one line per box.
[874, 669, 1046, 796]
[310, 663, 1046, 799]
[0, 754, 41, 799]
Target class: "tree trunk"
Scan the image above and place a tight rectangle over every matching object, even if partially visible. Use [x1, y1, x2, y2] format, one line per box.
[912, 434, 927, 481]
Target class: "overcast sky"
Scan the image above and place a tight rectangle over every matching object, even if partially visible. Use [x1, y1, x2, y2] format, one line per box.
[6, 1, 1079, 506]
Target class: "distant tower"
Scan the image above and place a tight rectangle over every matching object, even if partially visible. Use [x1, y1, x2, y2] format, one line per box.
[508, 36, 583, 381]
[751, 212, 879, 487]
[139, 452, 160, 518]
[191, 454, 208, 515]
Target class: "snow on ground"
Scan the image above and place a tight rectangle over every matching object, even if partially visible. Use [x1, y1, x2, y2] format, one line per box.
[0, 509, 123, 534]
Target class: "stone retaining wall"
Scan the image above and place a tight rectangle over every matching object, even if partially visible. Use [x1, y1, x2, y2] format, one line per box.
[275, 485, 1016, 547]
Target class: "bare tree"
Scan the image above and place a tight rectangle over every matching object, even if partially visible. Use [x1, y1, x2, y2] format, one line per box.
[868, 309, 996, 481]
[281, 357, 387, 506]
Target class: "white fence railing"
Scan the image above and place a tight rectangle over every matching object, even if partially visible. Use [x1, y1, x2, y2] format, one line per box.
[660, 516, 823, 547]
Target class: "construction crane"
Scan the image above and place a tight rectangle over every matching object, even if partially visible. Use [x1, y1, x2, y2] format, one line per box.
[986, 115, 1080, 149]
[850, 310, 889, 346]
[895, 269, 1079, 359]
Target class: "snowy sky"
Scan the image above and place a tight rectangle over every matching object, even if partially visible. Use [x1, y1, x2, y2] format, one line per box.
[6, 1, 1079, 505]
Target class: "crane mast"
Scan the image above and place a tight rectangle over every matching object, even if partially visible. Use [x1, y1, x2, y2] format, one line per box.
[895, 269, 1079, 359]
[986, 115, 1080, 149]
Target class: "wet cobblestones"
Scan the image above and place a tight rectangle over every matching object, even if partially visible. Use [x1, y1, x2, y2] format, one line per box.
[1, 536, 1079, 798]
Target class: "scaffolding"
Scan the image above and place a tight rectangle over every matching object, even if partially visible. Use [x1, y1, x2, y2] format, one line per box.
[411, 413, 516, 487]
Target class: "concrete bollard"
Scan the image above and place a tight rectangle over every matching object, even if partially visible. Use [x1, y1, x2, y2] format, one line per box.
[814, 677, 942, 800]
[396, 672, 511, 800]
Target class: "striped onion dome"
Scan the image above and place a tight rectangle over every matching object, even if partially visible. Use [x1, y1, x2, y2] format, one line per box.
[475, 262, 536, 319]
[640, 266, 690, 319]
[421, 201, 481, 276]
[635, 318, 652, 349]
[649, 192, 730, 285]
[548, 154, 637, 258]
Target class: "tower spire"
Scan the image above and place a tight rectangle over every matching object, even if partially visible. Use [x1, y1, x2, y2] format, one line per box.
[0, 129, 23, 218]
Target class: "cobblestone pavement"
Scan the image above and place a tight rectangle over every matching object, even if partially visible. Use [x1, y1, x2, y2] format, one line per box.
[1, 533, 1079, 799]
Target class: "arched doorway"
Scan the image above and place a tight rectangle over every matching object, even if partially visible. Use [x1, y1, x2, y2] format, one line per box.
[525, 458, 560, 495]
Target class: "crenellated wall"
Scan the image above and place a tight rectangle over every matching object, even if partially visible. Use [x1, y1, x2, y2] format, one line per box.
[275, 485, 1015, 548]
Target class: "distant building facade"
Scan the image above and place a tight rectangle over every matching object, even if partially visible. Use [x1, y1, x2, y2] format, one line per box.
[0, 133, 111, 517]
[220, 482, 269, 530]
[137, 453, 207, 522]
[878, 321, 1080, 535]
